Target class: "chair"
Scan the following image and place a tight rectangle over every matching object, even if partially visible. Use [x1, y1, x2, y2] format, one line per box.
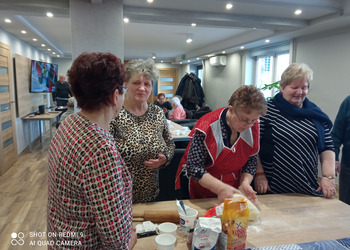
[157, 148, 185, 201]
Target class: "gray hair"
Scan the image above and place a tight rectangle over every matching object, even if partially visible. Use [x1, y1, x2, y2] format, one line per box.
[280, 63, 313, 89]
[125, 58, 159, 84]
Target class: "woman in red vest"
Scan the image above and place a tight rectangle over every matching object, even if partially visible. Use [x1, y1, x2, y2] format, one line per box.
[176, 85, 266, 204]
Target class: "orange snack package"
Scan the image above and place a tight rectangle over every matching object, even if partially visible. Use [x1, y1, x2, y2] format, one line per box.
[218, 198, 249, 250]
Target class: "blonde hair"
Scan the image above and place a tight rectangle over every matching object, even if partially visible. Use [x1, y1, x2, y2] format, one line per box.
[125, 58, 159, 84]
[280, 63, 313, 89]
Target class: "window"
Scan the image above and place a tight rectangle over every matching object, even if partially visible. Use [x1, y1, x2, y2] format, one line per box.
[250, 42, 290, 99]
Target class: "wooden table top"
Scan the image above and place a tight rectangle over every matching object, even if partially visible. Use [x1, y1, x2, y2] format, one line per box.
[22, 111, 61, 120]
[132, 194, 350, 249]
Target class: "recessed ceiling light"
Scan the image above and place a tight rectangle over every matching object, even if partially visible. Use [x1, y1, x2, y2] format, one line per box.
[57, 55, 60, 57]
[123, 17, 129, 23]
[191, 23, 196, 27]
[180, 62, 183, 64]
[47, 48, 51, 51]
[295, 9, 302, 15]
[147, 0, 154, 3]
[240, 46, 245, 49]
[46, 12, 54, 18]
[222, 51, 226, 54]
[226, 3, 233, 10]
[52, 52, 56, 54]
[265, 39, 270, 43]
[161, 60, 163, 63]
[21, 30, 27, 34]
[41, 44, 46, 47]
[197, 58, 200, 60]
[186, 33, 193, 43]
[4, 18, 11, 23]
[33, 38, 37, 41]
[152, 53, 156, 59]
[188, 60, 191, 62]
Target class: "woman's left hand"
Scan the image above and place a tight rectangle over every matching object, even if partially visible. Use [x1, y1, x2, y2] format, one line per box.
[316, 177, 336, 198]
[144, 154, 167, 170]
[238, 180, 258, 205]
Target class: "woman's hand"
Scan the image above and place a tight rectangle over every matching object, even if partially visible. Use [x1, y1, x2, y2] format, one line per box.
[216, 183, 242, 203]
[254, 173, 270, 194]
[238, 180, 258, 205]
[144, 154, 167, 170]
[129, 226, 137, 249]
[335, 161, 341, 176]
[317, 177, 336, 198]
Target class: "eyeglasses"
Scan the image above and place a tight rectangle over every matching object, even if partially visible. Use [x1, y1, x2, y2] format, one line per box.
[234, 110, 259, 125]
[121, 86, 128, 96]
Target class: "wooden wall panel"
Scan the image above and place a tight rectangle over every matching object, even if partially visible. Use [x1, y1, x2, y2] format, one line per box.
[14, 54, 44, 117]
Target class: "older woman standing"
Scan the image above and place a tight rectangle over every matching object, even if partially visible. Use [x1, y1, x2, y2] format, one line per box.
[48, 53, 136, 249]
[110, 59, 175, 203]
[176, 85, 267, 204]
[254, 63, 336, 198]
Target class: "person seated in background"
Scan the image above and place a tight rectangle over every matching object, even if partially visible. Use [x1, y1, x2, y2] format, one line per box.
[47, 52, 136, 249]
[331, 95, 350, 205]
[59, 97, 75, 123]
[254, 63, 336, 199]
[154, 93, 172, 118]
[176, 85, 267, 204]
[169, 96, 186, 120]
[110, 59, 175, 203]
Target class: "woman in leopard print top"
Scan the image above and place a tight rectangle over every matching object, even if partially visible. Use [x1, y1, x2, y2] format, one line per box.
[110, 59, 175, 203]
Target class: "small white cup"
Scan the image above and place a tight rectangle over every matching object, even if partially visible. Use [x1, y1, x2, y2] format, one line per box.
[179, 208, 198, 233]
[158, 222, 178, 236]
[155, 233, 176, 250]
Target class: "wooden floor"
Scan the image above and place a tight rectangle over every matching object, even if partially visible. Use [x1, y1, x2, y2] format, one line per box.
[0, 126, 341, 249]
[0, 129, 53, 249]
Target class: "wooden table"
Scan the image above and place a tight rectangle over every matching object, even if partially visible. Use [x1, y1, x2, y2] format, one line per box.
[22, 111, 61, 150]
[132, 194, 350, 249]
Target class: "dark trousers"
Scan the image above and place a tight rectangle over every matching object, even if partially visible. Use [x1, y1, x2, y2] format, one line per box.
[339, 164, 350, 205]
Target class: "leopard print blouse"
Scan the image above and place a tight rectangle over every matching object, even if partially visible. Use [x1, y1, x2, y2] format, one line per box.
[110, 103, 175, 203]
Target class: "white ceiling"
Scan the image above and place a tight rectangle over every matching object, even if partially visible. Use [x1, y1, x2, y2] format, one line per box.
[0, 0, 348, 63]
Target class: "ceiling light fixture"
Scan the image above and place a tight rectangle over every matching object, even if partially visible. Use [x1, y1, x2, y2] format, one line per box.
[147, 0, 154, 3]
[123, 17, 129, 23]
[186, 33, 193, 43]
[222, 51, 226, 54]
[21, 30, 27, 34]
[57, 55, 60, 57]
[240, 46, 245, 49]
[226, 3, 233, 10]
[52, 52, 56, 54]
[33, 38, 37, 41]
[152, 53, 156, 59]
[47, 48, 51, 51]
[191, 23, 196, 27]
[295, 9, 302, 15]
[41, 44, 46, 47]
[265, 39, 270, 43]
[46, 12, 54, 18]
[4, 18, 11, 23]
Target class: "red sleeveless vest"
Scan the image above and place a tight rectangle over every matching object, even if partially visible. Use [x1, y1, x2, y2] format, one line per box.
[175, 107, 260, 199]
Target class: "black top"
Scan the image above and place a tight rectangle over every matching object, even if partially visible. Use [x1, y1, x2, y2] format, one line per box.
[53, 81, 71, 101]
[154, 101, 172, 111]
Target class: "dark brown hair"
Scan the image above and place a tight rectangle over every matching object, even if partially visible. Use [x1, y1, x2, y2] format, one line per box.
[68, 52, 125, 111]
[228, 85, 267, 115]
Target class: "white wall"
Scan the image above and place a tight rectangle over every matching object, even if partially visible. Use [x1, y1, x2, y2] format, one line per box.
[52, 58, 72, 77]
[203, 53, 242, 110]
[0, 28, 53, 153]
[294, 29, 350, 122]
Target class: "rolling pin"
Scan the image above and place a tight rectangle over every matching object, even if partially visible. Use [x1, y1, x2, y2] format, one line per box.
[133, 210, 180, 223]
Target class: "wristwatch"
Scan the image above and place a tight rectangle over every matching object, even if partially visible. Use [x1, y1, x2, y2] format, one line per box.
[323, 175, 335, 179]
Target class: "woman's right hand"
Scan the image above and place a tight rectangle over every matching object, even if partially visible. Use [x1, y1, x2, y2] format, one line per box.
[217, 182, 242, 203]
[129, 226, 137, 249]
[254, 173, 270, 194]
